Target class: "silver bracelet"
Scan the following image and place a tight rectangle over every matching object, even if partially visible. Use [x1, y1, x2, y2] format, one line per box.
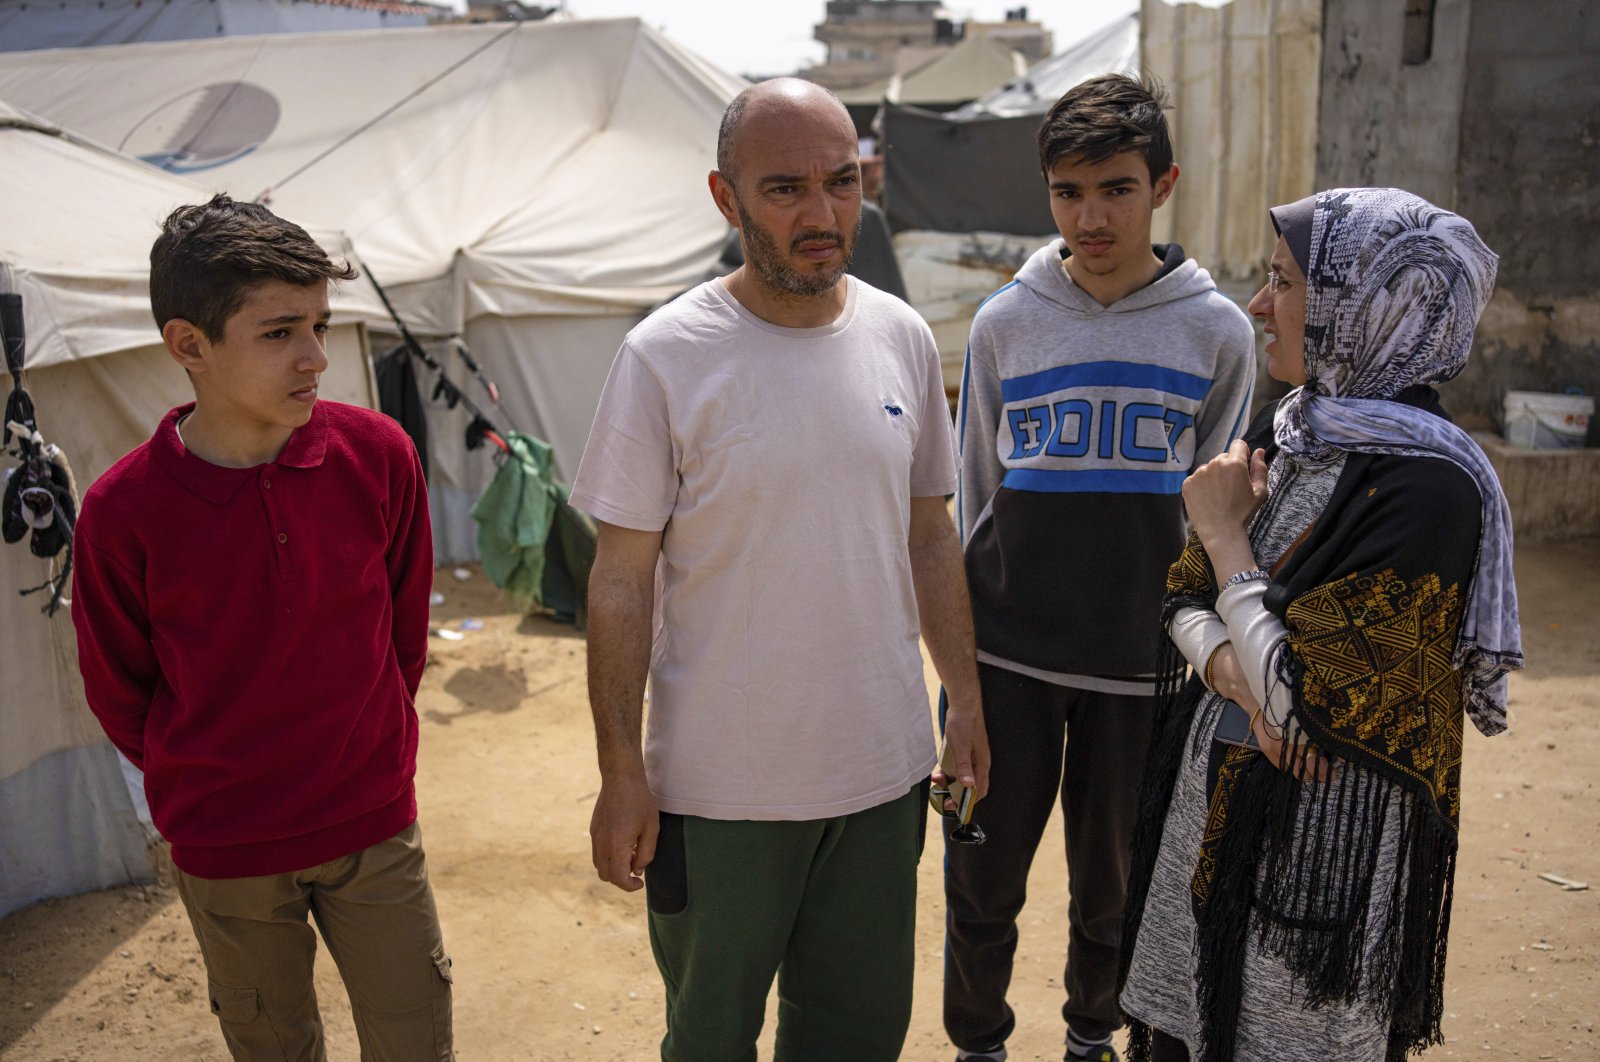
[1219, 568, 1270, 592]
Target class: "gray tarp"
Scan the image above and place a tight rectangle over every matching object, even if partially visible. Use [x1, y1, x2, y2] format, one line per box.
[882, 104, 1055, 236]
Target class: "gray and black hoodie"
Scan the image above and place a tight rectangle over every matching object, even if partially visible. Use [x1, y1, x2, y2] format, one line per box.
[956, 240, 1256, 691]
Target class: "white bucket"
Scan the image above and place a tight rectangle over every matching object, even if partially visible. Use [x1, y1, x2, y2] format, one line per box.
[1503, 390, 1593, 449]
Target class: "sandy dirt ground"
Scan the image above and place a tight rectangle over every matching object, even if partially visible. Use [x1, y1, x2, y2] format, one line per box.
[2, 537, 1596, 1062]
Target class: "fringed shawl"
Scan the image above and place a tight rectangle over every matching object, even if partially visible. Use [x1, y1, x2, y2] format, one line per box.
[1121, 393, 1488, 1062]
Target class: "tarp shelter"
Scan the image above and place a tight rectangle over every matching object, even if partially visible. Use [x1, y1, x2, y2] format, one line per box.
[949, 13, 1139, 119]
[838, 33, 1029, 137]
[0, 101, 382, 918]
[881, 14, 1139, 233]
[0, 19, 747, 562]
[838, 33, 1029, 112]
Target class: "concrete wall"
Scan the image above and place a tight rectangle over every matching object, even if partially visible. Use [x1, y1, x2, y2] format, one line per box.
[1451, 0, 1600, 436]
[1316, 0, 1600, 433]
[1142, 0, 1323, 285]
[1315, 0, 1472, 207]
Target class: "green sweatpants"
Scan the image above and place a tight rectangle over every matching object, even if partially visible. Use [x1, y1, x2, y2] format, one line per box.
[646, 782, 928, 1062]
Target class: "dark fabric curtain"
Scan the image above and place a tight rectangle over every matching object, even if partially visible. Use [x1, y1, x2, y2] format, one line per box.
[882, 103, 1056, 236]
[374, 345, 430, 481]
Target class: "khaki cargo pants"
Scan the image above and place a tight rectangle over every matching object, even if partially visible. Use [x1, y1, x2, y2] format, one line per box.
[174, 822, 453, 1062]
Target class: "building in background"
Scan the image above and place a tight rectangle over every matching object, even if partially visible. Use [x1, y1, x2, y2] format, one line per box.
[809, 0, 1049, 92]
[462, 1, 563, 22]
[0, 0, 442, 51]
[810, 0, 950, 91]
[966, 7, 1054, 63]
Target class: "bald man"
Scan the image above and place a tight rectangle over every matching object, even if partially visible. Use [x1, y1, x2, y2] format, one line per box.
[570, 79, 990, 1061]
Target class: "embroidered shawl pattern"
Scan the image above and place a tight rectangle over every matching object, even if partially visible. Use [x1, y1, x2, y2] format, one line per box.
[1124, 453, 1481, 1062]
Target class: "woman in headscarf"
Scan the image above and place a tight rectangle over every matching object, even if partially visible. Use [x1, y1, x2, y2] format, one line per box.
[1115, 188, 1522, 1062]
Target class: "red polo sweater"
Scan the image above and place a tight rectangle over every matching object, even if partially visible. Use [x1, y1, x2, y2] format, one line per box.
[72, 401, 433, 879]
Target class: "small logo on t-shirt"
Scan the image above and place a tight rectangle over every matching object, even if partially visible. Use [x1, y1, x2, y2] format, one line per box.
[883, 403, 903, 417]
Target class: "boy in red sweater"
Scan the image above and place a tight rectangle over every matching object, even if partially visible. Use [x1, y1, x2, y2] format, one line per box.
[71, 195, 452, 1061]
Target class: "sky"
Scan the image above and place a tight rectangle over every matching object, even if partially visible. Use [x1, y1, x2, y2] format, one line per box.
[546, 0, 1144, 79]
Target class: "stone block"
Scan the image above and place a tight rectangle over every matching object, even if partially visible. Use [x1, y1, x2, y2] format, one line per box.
[1473, 431, 1600, 543]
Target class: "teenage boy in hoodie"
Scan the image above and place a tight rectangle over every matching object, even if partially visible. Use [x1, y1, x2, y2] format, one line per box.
[944, 75, 1255, 1062]
[72, 195, 452, 1061]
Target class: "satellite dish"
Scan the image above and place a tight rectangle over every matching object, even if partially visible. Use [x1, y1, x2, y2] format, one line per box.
[121, 82, 281, 173]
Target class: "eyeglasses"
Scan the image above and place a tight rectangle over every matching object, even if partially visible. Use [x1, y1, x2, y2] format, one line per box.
[1267, 268, 1298, 295]
[929, 782, 987, 845]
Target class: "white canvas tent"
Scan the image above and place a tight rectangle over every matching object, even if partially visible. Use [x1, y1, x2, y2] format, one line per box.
[837, 33, 1030, 110]
[0, 101, 383, 917]
[0, 19, 747, 562]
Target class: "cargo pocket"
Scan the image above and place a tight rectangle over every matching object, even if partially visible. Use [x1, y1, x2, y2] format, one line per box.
[645, 812, 688, 916]
[207, 982, 286, 1058]
[429, 944, 454, 1060]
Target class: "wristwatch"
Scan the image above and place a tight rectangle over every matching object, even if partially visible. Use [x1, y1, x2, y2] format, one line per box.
[1219, 568, 1270, 592]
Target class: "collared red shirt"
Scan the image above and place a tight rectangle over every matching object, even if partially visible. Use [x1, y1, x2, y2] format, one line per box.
[72, 401, 432, 878]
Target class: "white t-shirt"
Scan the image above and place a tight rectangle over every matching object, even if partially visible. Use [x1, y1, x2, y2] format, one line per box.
[570, 276, 958, 820]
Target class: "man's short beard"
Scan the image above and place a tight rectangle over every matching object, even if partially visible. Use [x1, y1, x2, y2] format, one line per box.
[735, 197, 861, 298]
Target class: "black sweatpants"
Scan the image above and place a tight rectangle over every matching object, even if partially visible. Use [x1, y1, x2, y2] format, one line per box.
[943, 662, 1158, 1052]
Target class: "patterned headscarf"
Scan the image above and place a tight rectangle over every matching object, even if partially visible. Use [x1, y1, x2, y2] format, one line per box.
[1272, 187, 1521, 735]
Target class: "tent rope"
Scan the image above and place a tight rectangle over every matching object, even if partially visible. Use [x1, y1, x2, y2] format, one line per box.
[364, 270, 509, 455]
